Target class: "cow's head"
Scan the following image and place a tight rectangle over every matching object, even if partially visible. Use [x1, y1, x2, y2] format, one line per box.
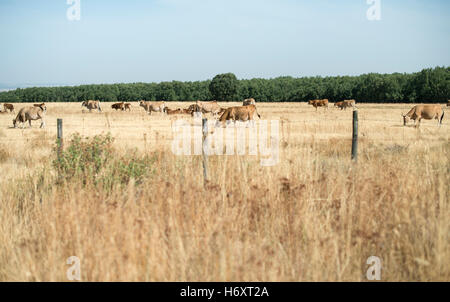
[402, 113, 410, 126]
[81, 101, 87, 107]
[39, 103, 47, 112]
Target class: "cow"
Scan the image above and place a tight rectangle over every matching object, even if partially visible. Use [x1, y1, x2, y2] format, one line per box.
[308, 99, 329, 111]
[216, 105, 261, 127]
[243, 98, 256, 106]
[334, 100, 355, 110]
[111, 102, 125, 111]
[188, 104, 202, 113]
[82, 100, 102, 112]
[402, 104, 444, 128]
[164, 108, 182, 115]
[139, 101, 166, 115]
[124, 103, 132, 111]
[196, 100, 222, 116]
[342, 99, 356, 109]
[3, 103, 15, 113]
[334, 101, 345, 110]
[13, 103, 47, 129]
[181, 108, 192, 115]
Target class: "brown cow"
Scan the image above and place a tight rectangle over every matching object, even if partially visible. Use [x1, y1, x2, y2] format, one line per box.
[164, 108, 182, 115]
[13, 103, 47, 128]
[196, 100, 221, 116]
[402, 104, 444, 128]
[82, 100, 102, 112]
[139, 101, 166, 115]
[3, 103, 15, 113]
[111, 102, 125, 111]
[3, 103, 15, 112]
[181, 108, 192, 115]
[343, 99, 356, 109]
[334, 100, 355, 110]
[334, 101, 345, 110]
[308, 99, 329, 111]
[217, 105, 261, 127]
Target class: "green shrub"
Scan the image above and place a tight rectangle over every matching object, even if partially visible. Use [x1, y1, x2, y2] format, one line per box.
[53, 133, 155, 189]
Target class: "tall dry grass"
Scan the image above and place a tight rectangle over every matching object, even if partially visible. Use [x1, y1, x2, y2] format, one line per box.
[0, 102, 448, 281]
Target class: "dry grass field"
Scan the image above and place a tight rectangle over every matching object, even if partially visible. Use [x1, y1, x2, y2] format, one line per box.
[0, 102, 448, 281]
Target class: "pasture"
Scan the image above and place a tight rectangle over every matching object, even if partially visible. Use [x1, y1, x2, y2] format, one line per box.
[0, 102, 448, 281]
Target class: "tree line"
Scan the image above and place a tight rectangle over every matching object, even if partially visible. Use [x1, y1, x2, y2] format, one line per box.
[0, 66, 448, 103]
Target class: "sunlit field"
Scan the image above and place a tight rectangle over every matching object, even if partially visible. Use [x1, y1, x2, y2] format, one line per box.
[0, 102, 448, 281]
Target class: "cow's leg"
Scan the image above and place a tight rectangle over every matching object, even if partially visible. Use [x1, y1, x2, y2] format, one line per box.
[28, 120, 32, 128]
[416, 118, 421, 128]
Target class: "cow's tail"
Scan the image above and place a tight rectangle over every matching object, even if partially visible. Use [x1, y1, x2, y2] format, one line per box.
[439, 110, 444, 125]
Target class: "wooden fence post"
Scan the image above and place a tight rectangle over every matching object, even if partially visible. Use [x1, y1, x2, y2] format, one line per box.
[57, 118, 63, 159]
[351, 110, 358, 162]
[202, 118, 209, 184]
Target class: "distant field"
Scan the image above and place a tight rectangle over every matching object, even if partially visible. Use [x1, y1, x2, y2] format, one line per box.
[0, 102, 448, 281]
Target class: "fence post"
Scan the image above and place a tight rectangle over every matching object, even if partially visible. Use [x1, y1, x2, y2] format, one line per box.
[57, 118, 63, 159]
[351, 110, 358, 162]
[202, 118, 209, 185]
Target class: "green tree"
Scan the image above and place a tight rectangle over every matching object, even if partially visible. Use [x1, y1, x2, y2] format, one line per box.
[209, 73, 238, 101]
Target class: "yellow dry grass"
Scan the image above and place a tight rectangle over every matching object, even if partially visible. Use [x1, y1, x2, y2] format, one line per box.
[0, 102, 448, 281]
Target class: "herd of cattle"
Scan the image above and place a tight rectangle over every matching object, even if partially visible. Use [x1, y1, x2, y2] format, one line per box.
[0, 99, 448, 129]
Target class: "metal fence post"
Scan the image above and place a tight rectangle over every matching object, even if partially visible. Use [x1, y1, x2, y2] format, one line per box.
[351, 110, 358, 162]
[57, 118, 63, 160]
[202, 118, 209, 184]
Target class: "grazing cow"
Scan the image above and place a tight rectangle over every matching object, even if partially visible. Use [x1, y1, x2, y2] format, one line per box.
[3, 103, 15, 113]
[334, 101, 345, 110]
[342, 99, 356, 109]
[139, 101, 166, 115]
[402, 104, 444, 128]
[124, 103, 132, 111]
[243, 98, 256, 106]
[188, 104, 202, 112]
[164, 108, 182, 115]
[308, 99, 329, 111]
[111, 102, 125, 111]
[13, 103, 47, 128]
[82, 100, 102, 112]
[181, 108, 192, 115]
[196, 100, 222, 116]
[334, 100, 355, 110]
[185, 104, 204, 116]
[217, 105, 261, 127]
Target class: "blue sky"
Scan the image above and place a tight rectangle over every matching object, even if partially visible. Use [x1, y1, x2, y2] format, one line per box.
[0, 0, 448, 88]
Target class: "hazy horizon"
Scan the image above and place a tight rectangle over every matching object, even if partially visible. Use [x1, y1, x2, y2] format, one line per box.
[0, 0, 449, 89]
